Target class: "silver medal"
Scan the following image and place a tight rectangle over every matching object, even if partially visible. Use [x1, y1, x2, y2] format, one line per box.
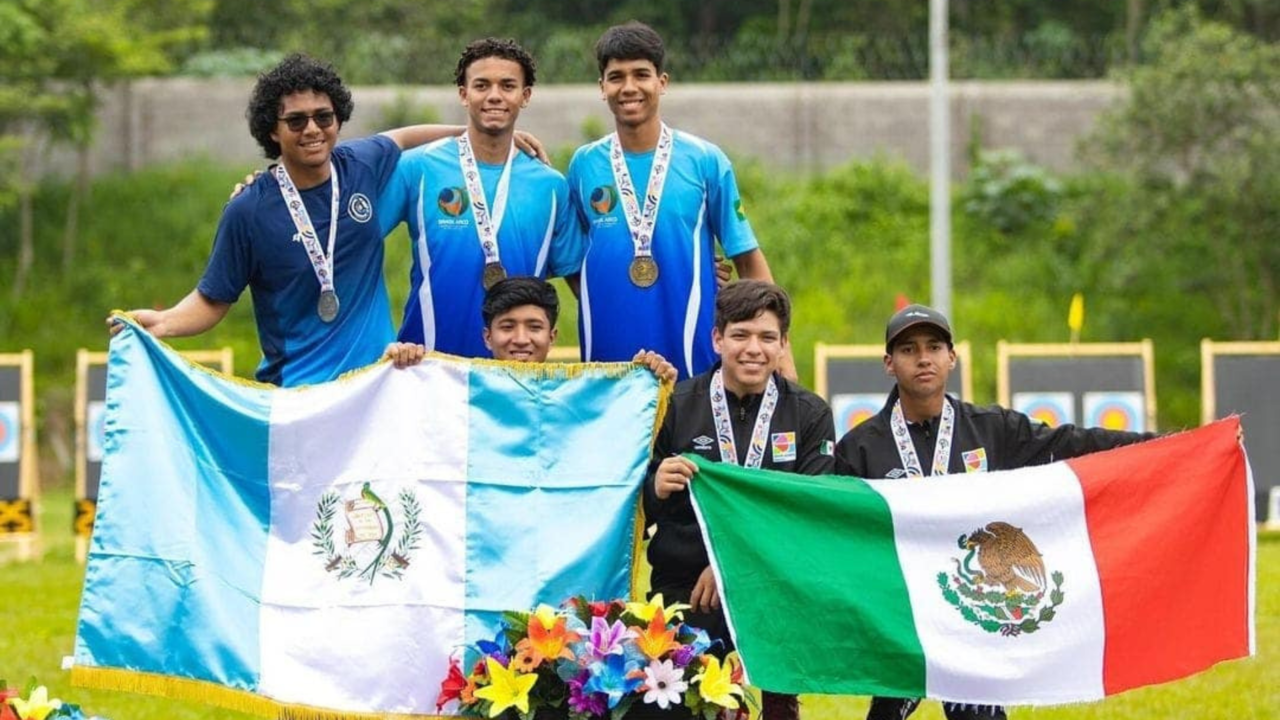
[317, 289, 340, 323]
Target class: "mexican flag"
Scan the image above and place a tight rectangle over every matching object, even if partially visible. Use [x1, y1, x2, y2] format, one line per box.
[688, 419, 1255, 706]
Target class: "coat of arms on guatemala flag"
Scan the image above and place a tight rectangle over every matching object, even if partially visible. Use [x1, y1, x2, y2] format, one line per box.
[69, 319, 666, 718]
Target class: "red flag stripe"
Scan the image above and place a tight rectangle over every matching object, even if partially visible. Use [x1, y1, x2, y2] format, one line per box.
[1068, 418, 1253, 695]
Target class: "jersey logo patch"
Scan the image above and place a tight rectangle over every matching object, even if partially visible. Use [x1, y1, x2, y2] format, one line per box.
[962, 448, 988, 473]
[886, 468, 907, 479]
[692, 435, 714, 450]
[348, 193, 373, 223]
[437, 187, 470, 217]
[589, 185, 617, 215]
[771, 432, 796, 462]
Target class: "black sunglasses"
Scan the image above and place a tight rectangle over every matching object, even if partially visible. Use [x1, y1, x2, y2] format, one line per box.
[278, 110, 337, 132]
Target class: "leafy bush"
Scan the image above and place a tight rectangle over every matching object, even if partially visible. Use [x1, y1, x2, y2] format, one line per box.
[962, 149, 1062, 234]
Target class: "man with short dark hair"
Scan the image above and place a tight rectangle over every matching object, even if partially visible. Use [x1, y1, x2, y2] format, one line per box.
[118, 54, 468, 386]
[384, 277, 673, 381]
[644, 279, 833, 720]
[378, 38, 582, 359]
[835, 304, 1156, 720]
[567, 22, 789, 381]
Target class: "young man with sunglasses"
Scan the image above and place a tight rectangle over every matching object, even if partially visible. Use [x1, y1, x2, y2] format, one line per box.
[567, 22, 791, 381]
[118, 54, 477, 386]
[377, 38, 583, 359]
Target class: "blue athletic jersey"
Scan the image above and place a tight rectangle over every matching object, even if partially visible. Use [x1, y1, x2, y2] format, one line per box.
[377, 138, 583, 358]
[567, 129, 758, 379]
[198, 135, 400, 387]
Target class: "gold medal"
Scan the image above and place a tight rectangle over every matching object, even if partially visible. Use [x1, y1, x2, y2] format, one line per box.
[482, 262, 507, 290]
[629, 256, 659, 288]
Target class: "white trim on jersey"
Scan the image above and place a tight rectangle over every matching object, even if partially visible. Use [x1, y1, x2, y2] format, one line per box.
[580, 242, 594, 361]
[681, 200, 707, 378]
[414, 176, 437, 350]
[534, 193, 556, 277]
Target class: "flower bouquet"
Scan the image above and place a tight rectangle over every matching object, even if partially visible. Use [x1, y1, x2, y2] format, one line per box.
[1, 680, 110, 720]
[437, 595, 752, 720]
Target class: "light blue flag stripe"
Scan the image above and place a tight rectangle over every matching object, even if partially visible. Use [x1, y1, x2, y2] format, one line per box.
[463, 364, 658, 643]
[74, 326, 273, 691]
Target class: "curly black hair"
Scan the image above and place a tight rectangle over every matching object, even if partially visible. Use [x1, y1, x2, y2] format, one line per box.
[454, 37, 537, 88]
[246, 53, 354, 160]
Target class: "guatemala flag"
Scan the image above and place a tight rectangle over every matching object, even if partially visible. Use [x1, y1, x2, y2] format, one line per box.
[71, 318, 663, 718]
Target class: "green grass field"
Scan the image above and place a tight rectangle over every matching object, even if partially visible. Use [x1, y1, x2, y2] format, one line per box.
[3, 489, 1276, 720]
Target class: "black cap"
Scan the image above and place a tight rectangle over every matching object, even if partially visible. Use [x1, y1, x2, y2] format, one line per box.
[885, 304, 953, 351]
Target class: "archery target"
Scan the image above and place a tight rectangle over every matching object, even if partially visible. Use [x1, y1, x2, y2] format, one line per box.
[1012, 392, 1074, 428]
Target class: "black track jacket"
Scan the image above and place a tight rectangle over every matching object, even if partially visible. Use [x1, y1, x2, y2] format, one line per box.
[643, 365, 835, 596]
[834, 385, 1156, 479]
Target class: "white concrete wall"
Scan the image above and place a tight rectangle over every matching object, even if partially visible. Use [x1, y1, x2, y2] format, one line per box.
[54, 79, 1122, 178]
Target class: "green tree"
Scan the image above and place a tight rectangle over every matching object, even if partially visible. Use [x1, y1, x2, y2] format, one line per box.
[1083, 6, 1280, 339]
[0, 0, 211, 296]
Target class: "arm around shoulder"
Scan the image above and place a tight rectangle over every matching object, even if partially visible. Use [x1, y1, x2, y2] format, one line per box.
[379, 124, 463, 150]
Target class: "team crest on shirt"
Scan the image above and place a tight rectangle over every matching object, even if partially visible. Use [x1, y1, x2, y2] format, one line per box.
[437, 187, 470, 217]
[348, 193, 373, 223]
[589, 185, 617, 215]
[733, 198, 747, 221]
[310, 483, 423, 585]
[962, 448, 988, 473]
[939, 521, 1065, 637]
[770, 431, 796, 462]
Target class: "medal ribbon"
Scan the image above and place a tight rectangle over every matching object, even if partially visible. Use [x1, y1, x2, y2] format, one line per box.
[889, 398, 956, 478]
[458, 133, 516, 269]
[275, 161, 339, 297]
[609, 123, 673, 261]
[709, 369, 779, 469]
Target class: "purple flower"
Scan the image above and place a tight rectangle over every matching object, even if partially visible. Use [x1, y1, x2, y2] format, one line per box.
[587, 616, 637, 660]
[568, 670, 608, 716]
[671, 644, 695, 668]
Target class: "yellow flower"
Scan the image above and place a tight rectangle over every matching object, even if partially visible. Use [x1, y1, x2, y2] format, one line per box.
[9, 686, 63, 720]
[694, 655, 744, 710]
[625, 593, 691, 623]
[531, 603, 560, 631]
[472, 656, 538, 718]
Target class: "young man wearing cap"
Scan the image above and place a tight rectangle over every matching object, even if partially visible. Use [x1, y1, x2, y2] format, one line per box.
[645, 280, 834, 720]
[383, 277, 675, 383]
[566, 21, 793, 381]
[834, 304, 1156, 720]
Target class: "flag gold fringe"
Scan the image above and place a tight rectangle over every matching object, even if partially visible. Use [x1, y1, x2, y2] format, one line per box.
[71, 666, 458, 720]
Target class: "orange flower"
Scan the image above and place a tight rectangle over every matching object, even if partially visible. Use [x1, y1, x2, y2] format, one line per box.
[512, 643, 545, 672]
[632, 608, 681, 659]
[525, 614, 581, 661]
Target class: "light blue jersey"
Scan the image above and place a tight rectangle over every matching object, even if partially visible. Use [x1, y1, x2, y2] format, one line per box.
[378, 137, 582, 358]
[567, 130, 758, 379]
[199, 136, 400, 387]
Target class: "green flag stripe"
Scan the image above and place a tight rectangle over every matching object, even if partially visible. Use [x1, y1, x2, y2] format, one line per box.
[688, 455, 925, 697]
